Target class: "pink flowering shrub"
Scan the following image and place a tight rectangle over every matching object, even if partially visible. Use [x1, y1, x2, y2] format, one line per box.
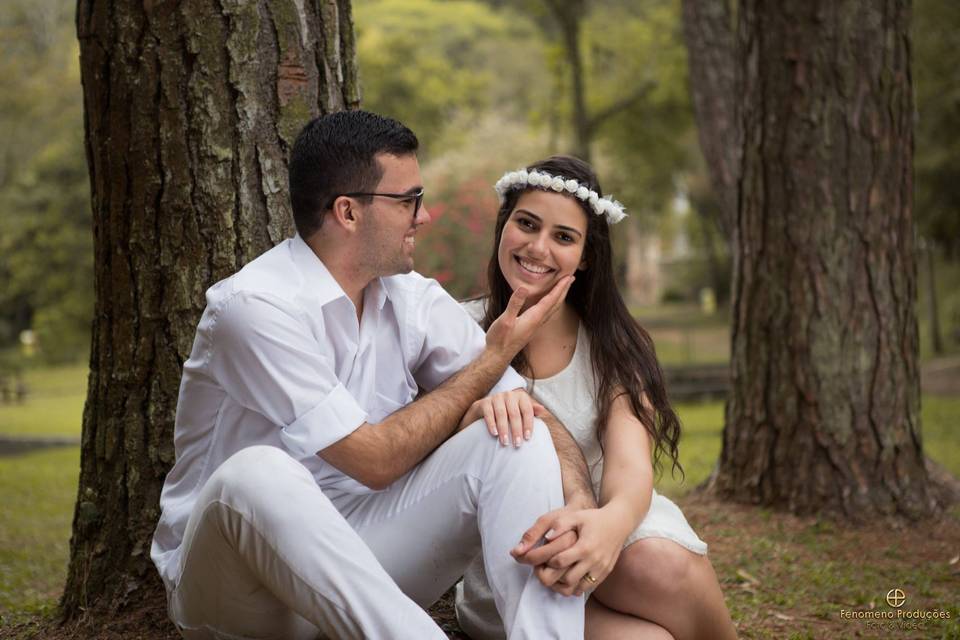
[415, 175, 499, 300]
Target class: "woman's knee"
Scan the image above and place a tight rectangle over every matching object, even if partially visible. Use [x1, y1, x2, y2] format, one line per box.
[615, 538, 697, 598]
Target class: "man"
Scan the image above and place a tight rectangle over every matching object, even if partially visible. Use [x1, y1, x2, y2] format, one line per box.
[151, 110, 593, 639]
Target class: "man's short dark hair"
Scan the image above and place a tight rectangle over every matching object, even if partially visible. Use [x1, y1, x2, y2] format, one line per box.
[288, 110, 419, 239]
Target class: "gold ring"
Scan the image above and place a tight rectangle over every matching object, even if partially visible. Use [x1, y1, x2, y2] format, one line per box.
[582, 573, 597, 584]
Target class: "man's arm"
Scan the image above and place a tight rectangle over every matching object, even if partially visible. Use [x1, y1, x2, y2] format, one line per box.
[319, 276, 574, 490]
[319, 347, 512, 489]
[461, 390, 596, 507]
[538, 410, 596, 509]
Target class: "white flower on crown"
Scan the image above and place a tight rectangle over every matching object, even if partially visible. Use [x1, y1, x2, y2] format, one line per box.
[492, 167, 628, 224]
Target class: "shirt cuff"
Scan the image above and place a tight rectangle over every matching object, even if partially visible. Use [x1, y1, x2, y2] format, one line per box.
[280, 383, 368, 456]
[489, 367, 527, 396]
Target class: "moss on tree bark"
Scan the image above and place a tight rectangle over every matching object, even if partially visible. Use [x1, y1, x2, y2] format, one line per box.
[710, 0, 936, 519]
[65, 0, 359, 620]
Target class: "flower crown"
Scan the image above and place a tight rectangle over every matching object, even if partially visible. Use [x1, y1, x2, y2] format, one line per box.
[493, 168, 628, 224]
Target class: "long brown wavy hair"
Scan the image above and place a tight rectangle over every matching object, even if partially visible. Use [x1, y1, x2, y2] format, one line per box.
[480, 155, 682, 477]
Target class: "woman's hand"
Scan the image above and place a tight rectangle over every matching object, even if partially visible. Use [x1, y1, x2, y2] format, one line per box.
[512, 504, 633, 596]
[459, 389, 547, 447]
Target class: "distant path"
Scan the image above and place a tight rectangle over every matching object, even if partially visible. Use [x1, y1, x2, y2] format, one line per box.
[0, 435, 79, 457]
[922, 355, 960, 396]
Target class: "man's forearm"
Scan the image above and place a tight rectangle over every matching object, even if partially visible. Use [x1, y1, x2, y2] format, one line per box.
[540, 413, 596, 508]
[366, 346, 513, 486]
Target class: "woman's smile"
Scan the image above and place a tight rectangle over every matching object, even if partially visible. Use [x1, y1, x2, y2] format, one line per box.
[497, 190, 588, 301]
[514, 255, 556, 278]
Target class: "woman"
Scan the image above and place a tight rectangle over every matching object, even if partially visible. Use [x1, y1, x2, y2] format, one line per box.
[455, 156, 737, 640]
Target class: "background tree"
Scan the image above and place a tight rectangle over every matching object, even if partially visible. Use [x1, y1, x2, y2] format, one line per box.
[709, 0, 937, 518]
[63, 0, 359, 623]
[913, 0, 960, 354]
[913, 0, 960, 259]
[679, 0, 737, 242]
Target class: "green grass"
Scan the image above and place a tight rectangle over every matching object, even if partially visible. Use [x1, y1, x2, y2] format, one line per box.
[657, 401, 724, 498]
[922, 395, 960, 474]
[20, 364, 89, 396]
[0, 363, 86, 438]
[0, 364, 957, 633]
[0, 447, 79, 624]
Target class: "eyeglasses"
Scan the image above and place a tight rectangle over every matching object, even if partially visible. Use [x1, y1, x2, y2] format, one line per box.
[331, 188, 425, 218]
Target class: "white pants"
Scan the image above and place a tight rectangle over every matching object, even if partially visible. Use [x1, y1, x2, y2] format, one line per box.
[168, 419, 585, 640]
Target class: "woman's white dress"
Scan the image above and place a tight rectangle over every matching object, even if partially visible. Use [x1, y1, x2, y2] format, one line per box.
[455, 299, 707, 639]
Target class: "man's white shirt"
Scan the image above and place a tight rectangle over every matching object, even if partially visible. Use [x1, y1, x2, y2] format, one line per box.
[151, 234, 524, 589]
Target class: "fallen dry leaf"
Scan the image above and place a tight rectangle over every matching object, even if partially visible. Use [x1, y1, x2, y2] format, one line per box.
[736, 568, 760, 584]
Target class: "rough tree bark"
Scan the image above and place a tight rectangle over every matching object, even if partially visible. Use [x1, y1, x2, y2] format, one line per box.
[680, 0, 739, 241]
[64, 0, 359, 621]
[709, 0, 937, 519]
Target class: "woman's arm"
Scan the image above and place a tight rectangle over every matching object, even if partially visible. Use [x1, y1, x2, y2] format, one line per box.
[595, 391, 656, 538]
[512, 390, 657, 595]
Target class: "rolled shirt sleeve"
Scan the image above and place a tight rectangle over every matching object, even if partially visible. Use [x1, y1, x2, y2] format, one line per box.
[411, 282, 526, 394]
[207, 292, 368, 456]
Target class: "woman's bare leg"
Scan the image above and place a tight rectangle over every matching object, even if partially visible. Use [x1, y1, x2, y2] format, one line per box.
[592, 538, 737, 640]
[585, 596, 674, 640]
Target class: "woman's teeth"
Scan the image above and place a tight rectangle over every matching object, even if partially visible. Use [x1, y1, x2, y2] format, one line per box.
[518, 257, 551, 274]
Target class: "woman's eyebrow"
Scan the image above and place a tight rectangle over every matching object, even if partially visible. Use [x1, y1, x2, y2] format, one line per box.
[555, 225, 583, 238]
[514, 209, 583, 238]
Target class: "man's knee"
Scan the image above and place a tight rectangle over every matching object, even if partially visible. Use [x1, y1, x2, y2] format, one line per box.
[489, 417, 560, 473]
[207, 445, 308, 499]
[528, 417, 551, 443]
[521, 417, 558, 460]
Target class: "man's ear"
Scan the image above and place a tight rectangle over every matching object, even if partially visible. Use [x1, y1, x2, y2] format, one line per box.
[329, 195, 359, 231]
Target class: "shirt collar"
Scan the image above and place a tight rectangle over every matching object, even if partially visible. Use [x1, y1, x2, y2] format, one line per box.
[290, 234, 389, 311]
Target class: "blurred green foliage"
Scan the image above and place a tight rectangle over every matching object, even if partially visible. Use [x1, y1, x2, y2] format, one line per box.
[0, 0, 957, 362]
[914, 0, 960, 257]
[357, 0, 704, 298]
[354, 0, 550, 156]
[0, 1, 91, 363]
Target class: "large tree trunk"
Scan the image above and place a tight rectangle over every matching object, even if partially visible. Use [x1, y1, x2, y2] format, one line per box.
[64, 0, 358, 621]
[710, 0, 937, 519]
[680, 0, 738, 241]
